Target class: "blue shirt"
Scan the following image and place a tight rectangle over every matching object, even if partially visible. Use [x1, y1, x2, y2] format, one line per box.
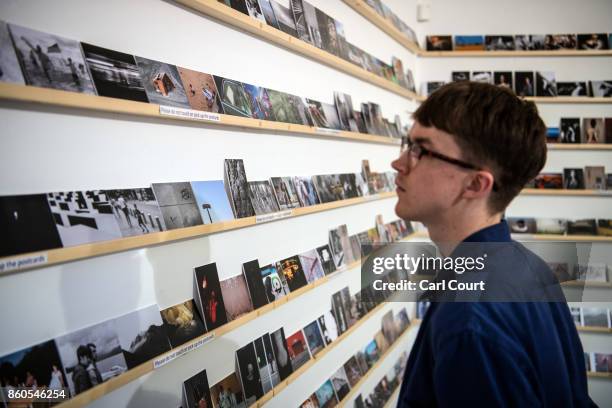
[397, 221, 595, 407]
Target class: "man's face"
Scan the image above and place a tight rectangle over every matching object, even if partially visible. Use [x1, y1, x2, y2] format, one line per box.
[391, 122, 469, 224]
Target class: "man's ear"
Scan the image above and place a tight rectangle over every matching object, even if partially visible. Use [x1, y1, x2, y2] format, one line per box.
[463, 171, 495, 198]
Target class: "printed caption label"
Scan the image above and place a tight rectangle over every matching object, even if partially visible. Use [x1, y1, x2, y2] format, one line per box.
[315, 127, 342, 136]
[256, 210, 293, 224]
[159, 106, 221, 122]
[153, 333, 215, 369]
[0, 253, 48, 274]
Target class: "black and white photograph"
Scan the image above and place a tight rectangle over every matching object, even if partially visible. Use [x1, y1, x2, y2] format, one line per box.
[316, 244, 337, 275]
[243, 259, 269, 310]
[114, 305, 171, 369]
[160, 300, 206, 348]
[134, 57, 190, 108]
[294, 176, 320, 207]
[261, 263, 289, 302]
[210, 372, 247, 408]
[582, 118, 604, 143]
[151, 182, 203, 230]
[299, 248, 326, 283]
[316, 8, 341, 56]
[318, 311, 339, 345]
[507, 217, 537, 234]
[0, 193, 63, 257]
[451, 71, 469, 82]
[485, 35, 515, 50]
[585, 166, 606, 190]
[556, 81, 588, 96]
[343, 356, 363, 388]
[254, 336, 273, 394]
[425, 81, 445, 96]
[331, 366, 351, 401]
[248, 180, 281, 215]
[332, 291, 348, 334]
[245, 0, 266, 22]
[493, 71, 513, 89]
[577, 33, 609, 50]
[589, 81, 612, 97]
[9, 24, 95, 94]
[575, 264, 608, 282]
[567, 219, 598, 235]
[104, 188, 164, 237]
[81, 42, 148, 101]
[0, 21, 25, 85]
[535, 71, 558, 96]
[581, 307, 610, 328]
[334, 92, 359, 132]
[563, 168, 585, 189]
[535, 218, 567, 235]
[321, 101, 342, 130]
[270, 0, 299, 37]
[270, 177, 301, 210]
[425, 35, 452, 51]
[55, 319, 128, 396]
[213, 75, 252, 117]
[329, 226, 347, 269]
[182, 368, 213, 408]
[262, 332, 280, 388]
[471, 71, 492, 84]
[514, 71, 535, 96]
[545, 34, 577, 50]
[313, 174, 344, 203]
[560, 118, 581, 143]
[0, 340, 68, 396]
[270, 327, 294, 381]
[47, 190, 123, 247]
[259, 0, 280, 28]
[515, 34, 545, 50]
[302, 319, 325, 356]
[290, 0, 311, 43]
[224, 159, 255, 218]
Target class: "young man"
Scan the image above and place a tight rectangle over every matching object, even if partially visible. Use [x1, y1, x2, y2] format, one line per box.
[393, 82, 593, 406]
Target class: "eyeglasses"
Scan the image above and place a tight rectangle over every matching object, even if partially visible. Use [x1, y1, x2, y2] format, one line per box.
[400, 137, 499, 192]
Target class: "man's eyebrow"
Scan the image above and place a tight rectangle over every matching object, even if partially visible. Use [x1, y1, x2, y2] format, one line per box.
[411, 136, 433, 146]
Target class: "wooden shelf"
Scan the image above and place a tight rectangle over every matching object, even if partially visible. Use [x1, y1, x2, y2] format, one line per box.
[588, 371, 612, 379]
[420, 50, 612, 58]
[174, 0, 420, 101]
[57, 268, 412, 407]
[341, 0, 421, 54]
[577, 325, 612, 334]
[0, 82, 400, 146]
[522, 189, 612, 197]
[547, 144, 612, 151]
[0, 189, 398, 275]
[409, 230, 612, 242]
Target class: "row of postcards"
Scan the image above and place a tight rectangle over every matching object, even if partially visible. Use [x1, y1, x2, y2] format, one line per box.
[0, 17, 407, 138]
[571, 307, 612, 329]
[425, 34, 612, 52]
[585, 352, 612, 375]
[426, 72, 611, 98]
[362, 0, 417, 42]
[218, 0, 417, 92]
[548, 117, 612, 144]
[351, 352, 407, 408]
[1, 158, 396, 259]
[507, 218, 612, 240]
[0, 215, 413, 403]
[529, 166, 611, 190]
[181, 297, 411, 408]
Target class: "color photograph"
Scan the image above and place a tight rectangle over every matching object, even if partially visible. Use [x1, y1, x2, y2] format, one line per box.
[299, 249, 326, 283]
[270, 327, 293, 381]
[303, 320, 325, 357]
[183, 369, 213, 408]
[314, 379, 338, 408]
[260, 264, 289, 302]
[160, 300, 206, 348]
[286, 330, 311, 370]
[194, 262, 228, 330]
[294, 176, 320, 207]
[209, 372, 246, 408]
[220, 273, 254, 321]
[191, 180, 235, 225]
[135, 57, 190, 108]
[243, 83, 276, 121]
[276, 255, 308, 292]
[214, 75, 252, 117]
[177, 67, 222, 112]
[454, 35, 484, 51]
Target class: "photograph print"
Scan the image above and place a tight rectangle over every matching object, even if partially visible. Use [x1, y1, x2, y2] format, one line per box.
[243, 83, 276, 121]
[314, 379, 338, 408]
[286, 330, 311, 371]
[194, 262, 228, 331]
[471, 71, 492, 84]
[321, 101, 342, 130]
[0, 21, 25, 84]
[300, 0, 323, 49]
[210, 372, 246, 408]
[425, 35, 452, 51]
[545, 34, 577, 50]
[114, 305, 171, 369]
[343, 356, 363, 388]
[312, 174, 344, 203]
[191, 180, 235, 225]
[563, 168, 585, 189]
[515, 34, 545, 50]
[104, 188, 164, 237]
[590, 81, 612, 97]
[270, 177, 301, 210]
[270, 0, 299, 38]
[81, 42, 148, 101]
[298, 248, 326, 283]
[316, 9, 341, 56]
[330, 367, 350, 401]
[177, 67, 222, 112]
[318, 311, 339, 345]
[276, 255, 308, 292]
[560, 118, 580, 143]
[454, 35, 484, 51]
[577, 33, 609, 50]
[134, 57, 190, 108]
[0, 193, 63, 257]
[582, 118, 604, 144]
[493, 71, 513, 89]
[55, 319, 128, 396]
[224, 159, 255, 218]
[316, 244, 337, 275]
[290, 0, 312, 43]
[267, 89, 293, 123]
[0, 340, 68, 396]
[451, 71, 469, 82]
[160, 300, 206, 348]
[556, 81, 588, 97]
[514, 71, 535, 96]
[151, 182, 203, 230]
[9, 24, 95, 94]
[248, 180, 280, 215]
[242, 259, 269, 310]
[213, 75, 252, 117]
[294, 176, 320, 207]
[183, 369, 213, 408]
[236, 342, 263, 405]
[245, 0, 267, 22]
[220, 273, 254, 322]
[270, 327, 294, 381]
[262, 333, 280, 388]
[485, 35, 515, 50]
[254, 336, 274, 394]
[535, 71, 558, 97]
[260, 263, 289, 302]
[302, 320, 325, 357]
[259, 0, 280, 29]
[47, 190, 124, 247]
[305, 98, 330, 128]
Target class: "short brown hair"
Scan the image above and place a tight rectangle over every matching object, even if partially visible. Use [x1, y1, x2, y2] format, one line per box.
[414, 81, 547, 213]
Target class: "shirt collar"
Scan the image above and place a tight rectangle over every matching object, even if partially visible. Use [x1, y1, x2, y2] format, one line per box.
[462, 219, 511, 243]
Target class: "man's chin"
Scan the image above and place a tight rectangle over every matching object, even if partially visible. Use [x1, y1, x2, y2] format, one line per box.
[394, 203, 421, 222]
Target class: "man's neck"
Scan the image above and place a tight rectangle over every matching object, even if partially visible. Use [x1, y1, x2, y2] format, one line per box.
[425, 210, 502, 256]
